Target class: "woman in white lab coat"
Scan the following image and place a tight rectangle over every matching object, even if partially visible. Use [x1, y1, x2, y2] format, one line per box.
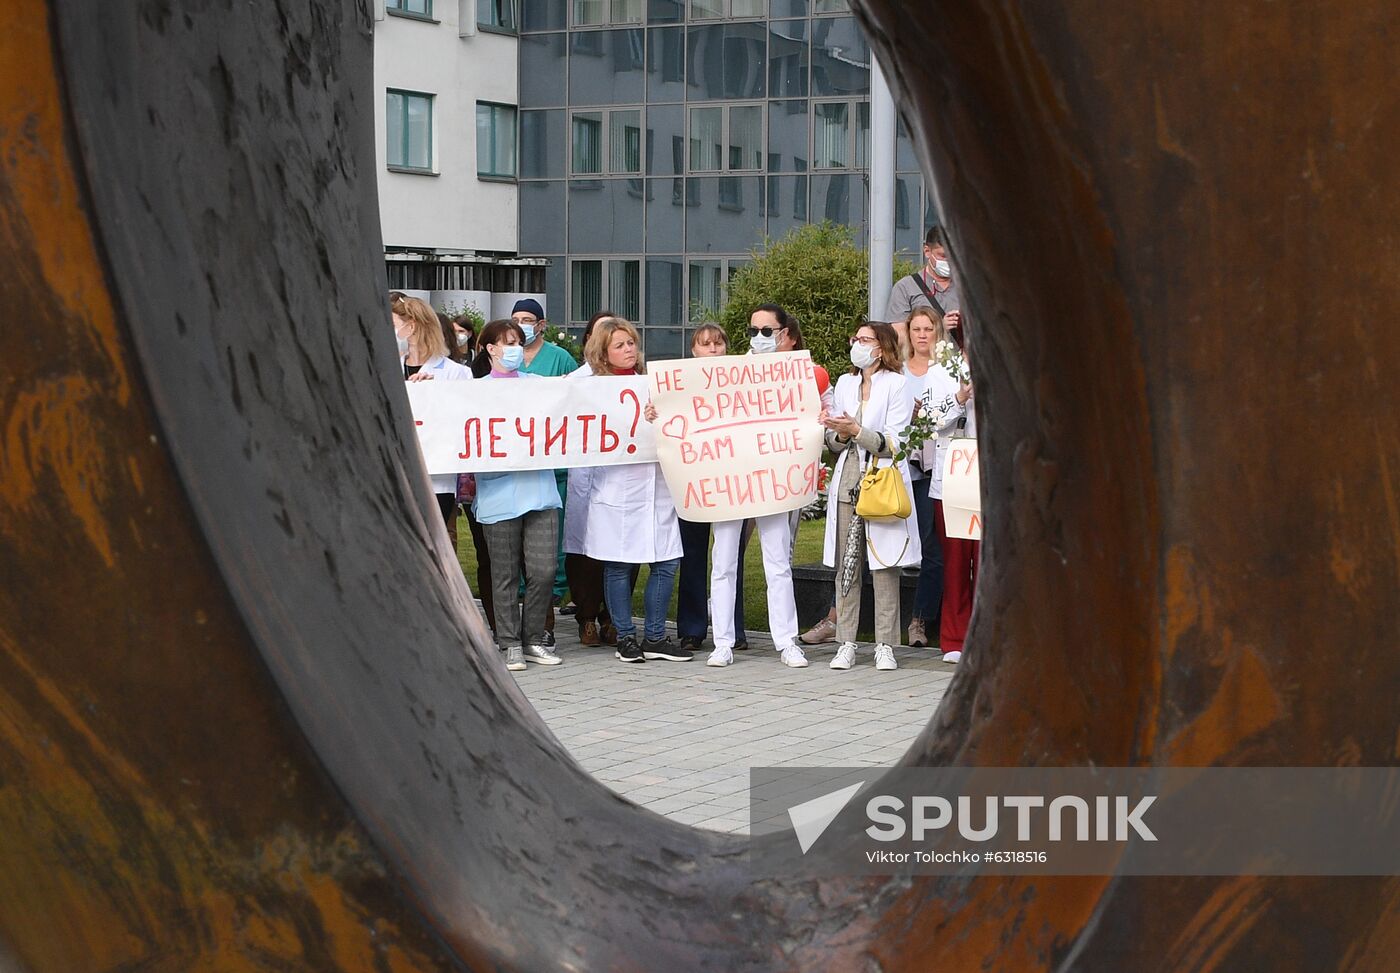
[819, 321, 921, 672]
[575, 317, 690, 665]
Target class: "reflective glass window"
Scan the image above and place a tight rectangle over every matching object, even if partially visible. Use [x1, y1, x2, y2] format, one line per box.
[571, 260, 603, 324]
[688, 0, 723, 16]
[647, 27, 686, 102]
[688, 259, 723, 319]
[611, 109, 643, 173]
[685, 176, 764, 252]
[895, 175, 922, 259]
[645, 103, 685, 175]
[569, 29, 645, 104]
[811, 16, 869, 97]
[767, 99, 809, 172]
[896, 116, 918, 172]
[520, 109, 564, 178]
[544, 258, 567, 329]
[689, 106, 723, 171]
[608, 259, 642, 321]
[569, 179, 644, 252]
[768, 19, 808, 99]
[478, 0, 518, 31]
[686, 23, 766, 100]
[646, 178, 685, 251]
[387, 0, 432, 15]
[520, 33, 567, 106]
[476, 102, 518, 178]
[812, 101, 849, 168]
[728, 105, 763, 171]
[770, 0, 807, 14]
[646, 260, 685, 324]
[854, 100, 870, 168]
[645, 327, 683, 358]
[764, 174, 808, 242]
[386, 90, 433, 170]
[812, 0, 847, 11]
[520, 181, 567, 253]
[522, 0, 567, 29]
[648, 0, 684, 22]
[811, 172, 866, 238]
[731, 0, 765, 16]
[572, 111, 604, 173]
[573, 0, 606, 24]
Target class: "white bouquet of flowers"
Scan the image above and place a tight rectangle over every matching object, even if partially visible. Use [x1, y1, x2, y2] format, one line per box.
[934, 339, 966, 382]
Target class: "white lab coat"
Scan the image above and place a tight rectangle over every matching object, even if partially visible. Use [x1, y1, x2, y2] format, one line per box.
[563, 365, 683, 563]
[822, 369, 922, 570]
[403, 354, 473, 494]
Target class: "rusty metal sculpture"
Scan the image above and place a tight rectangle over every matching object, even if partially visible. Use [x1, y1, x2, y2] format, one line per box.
[1, 0, 1396, 969]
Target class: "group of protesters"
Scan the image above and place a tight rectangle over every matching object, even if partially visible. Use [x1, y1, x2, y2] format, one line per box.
[388, 225, 978, 676]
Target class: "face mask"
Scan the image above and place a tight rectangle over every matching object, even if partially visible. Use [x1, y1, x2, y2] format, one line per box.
[396, 336, 410, 357]
[456, 332, 471, 348]
[497, 345, 525, 371]
[932, 258, 951, 278]
[850, 343, 879, 369]
[750, 333, 778, 355]
[518, 323, 536, 343]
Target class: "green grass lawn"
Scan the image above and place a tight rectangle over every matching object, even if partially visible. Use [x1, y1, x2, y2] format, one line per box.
[455, 515, 827, 633]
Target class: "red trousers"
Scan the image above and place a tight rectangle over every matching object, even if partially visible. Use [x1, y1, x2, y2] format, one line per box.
[935, 499, 980, 652]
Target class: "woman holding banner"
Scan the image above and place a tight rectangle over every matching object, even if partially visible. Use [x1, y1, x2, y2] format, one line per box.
[818, 322, 921, 672]
[467, 320, 564, 672]
[577, 318, 691, 665]
[391, 294, 473, 531]
[927, 310, 978, 664]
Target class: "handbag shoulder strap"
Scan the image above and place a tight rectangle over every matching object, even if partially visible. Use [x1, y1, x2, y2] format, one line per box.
[908, 273, 946, 317]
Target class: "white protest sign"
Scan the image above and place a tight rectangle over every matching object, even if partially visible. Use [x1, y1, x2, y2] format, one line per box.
[940, 438, 982, 540]
[648, 351, 825, 523]
[407, 374, 656, 473]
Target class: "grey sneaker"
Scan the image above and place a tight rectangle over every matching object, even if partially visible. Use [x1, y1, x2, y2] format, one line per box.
[505, 646, 527, 671]
[524, 643, 562, 666]
[800, 616, 837, 645]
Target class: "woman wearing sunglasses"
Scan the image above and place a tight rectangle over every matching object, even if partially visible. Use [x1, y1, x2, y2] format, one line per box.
[818, 321, 921, 672]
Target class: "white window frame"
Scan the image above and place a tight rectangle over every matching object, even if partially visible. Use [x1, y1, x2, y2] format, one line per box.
[571, 0, 643, 27]
[476, 101, 518, 179]
[688, 0, 766, 20]
[568, 256, 643, 326]
[570, 108, 644, 176]
[386, 89, 435, 173]
[811, 98, 869, 171]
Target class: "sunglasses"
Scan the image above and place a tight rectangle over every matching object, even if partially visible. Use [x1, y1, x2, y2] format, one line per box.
[749, 326, 786, 337]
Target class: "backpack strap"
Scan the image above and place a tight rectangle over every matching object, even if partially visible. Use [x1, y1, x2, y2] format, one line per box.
[908, 273, 946, 317]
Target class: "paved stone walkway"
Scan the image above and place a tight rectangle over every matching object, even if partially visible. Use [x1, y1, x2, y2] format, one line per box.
[512, 619, 955, 835]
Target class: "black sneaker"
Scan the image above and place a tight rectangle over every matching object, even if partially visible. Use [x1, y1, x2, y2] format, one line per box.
[615, 635, 645, 663]
[643, 637, 694, 662]
[733, 640, 750, 651]
[678, 634, 704, 652]
[542, 629, 556, 648]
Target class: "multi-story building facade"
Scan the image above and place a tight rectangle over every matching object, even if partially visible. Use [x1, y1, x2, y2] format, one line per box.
[374, 0, 927, 345]
[516, 0, 930, 354]
[373, 0, 544, 318]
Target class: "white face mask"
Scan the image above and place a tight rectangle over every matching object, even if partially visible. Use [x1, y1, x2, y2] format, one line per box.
[932, 258, 951, 278]
[750, 333, 778, 355]
[849, 343, 879, 369]
[396, 336, 410, 357]
[456, 332, 471, 348]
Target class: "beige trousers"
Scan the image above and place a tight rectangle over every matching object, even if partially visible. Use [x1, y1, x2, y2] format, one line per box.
[833, 499, 902, 647]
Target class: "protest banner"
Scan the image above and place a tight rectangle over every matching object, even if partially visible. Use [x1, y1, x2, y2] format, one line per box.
[648, 351, 825, 523]
[940, 438, 982, 539]
[406, 374, 656, 474]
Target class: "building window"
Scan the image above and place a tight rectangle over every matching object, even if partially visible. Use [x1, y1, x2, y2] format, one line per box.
[688, 103, 763, 172]
[688, 0, 764, 18]
[813, 99, 868, 169]
[387, 90, 434, 171]
[570, 257, 641, 325]
[477, 0, 517, 31]
[476, 102, 518, 178]
[572, 0, 642, 26]
[572, 109, 641, 174]
[687, 256, 746, 320]
[387, 0, 434, 18]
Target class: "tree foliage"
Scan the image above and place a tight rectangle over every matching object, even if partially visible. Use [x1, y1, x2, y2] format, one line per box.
[714, 222, 919, 379]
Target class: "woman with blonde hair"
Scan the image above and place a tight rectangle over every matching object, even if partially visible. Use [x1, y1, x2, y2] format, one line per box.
[390, 293, 472, 530]
[575, 318, 690, 664]
[818, 321, 921, 672]
[903, 305, 958, 648]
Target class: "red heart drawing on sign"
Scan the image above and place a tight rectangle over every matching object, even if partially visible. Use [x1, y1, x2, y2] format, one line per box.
[661, 415, 688, 440]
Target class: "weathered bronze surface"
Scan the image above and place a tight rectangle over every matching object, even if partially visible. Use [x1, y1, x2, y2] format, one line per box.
[1, 0, 1396, 970]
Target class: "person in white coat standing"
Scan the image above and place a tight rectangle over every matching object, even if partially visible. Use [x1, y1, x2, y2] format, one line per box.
[819, 321, 921, 671]
[577, 317, 692, 665]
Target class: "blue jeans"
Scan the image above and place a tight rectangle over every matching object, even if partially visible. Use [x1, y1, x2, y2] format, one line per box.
[604, 558, 680, 642]
[910, 473, 945, 623]
[676, 517, 749, 642]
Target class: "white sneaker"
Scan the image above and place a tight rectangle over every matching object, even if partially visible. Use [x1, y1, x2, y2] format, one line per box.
[874, 643, 897, 671]
[830, 642, 857, 670]
[941, 649, 962, 664]
[505, 646, 527, 671]
[706, 646, 733, 667]
[780, 645, 809, 668]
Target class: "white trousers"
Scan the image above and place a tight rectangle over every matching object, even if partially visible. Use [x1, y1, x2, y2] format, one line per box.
[711, 512, 799, 651]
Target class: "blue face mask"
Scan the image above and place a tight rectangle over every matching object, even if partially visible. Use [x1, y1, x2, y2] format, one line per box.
[497, 344, 525, 371]
[518, 323, 537, 343]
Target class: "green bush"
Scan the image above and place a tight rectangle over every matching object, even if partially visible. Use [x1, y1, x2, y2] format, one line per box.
[542, 324, 583, 363]
[714, 222, 920, 379]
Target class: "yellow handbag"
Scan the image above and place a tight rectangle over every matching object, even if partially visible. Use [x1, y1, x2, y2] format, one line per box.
[855, 456, 911, 522]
